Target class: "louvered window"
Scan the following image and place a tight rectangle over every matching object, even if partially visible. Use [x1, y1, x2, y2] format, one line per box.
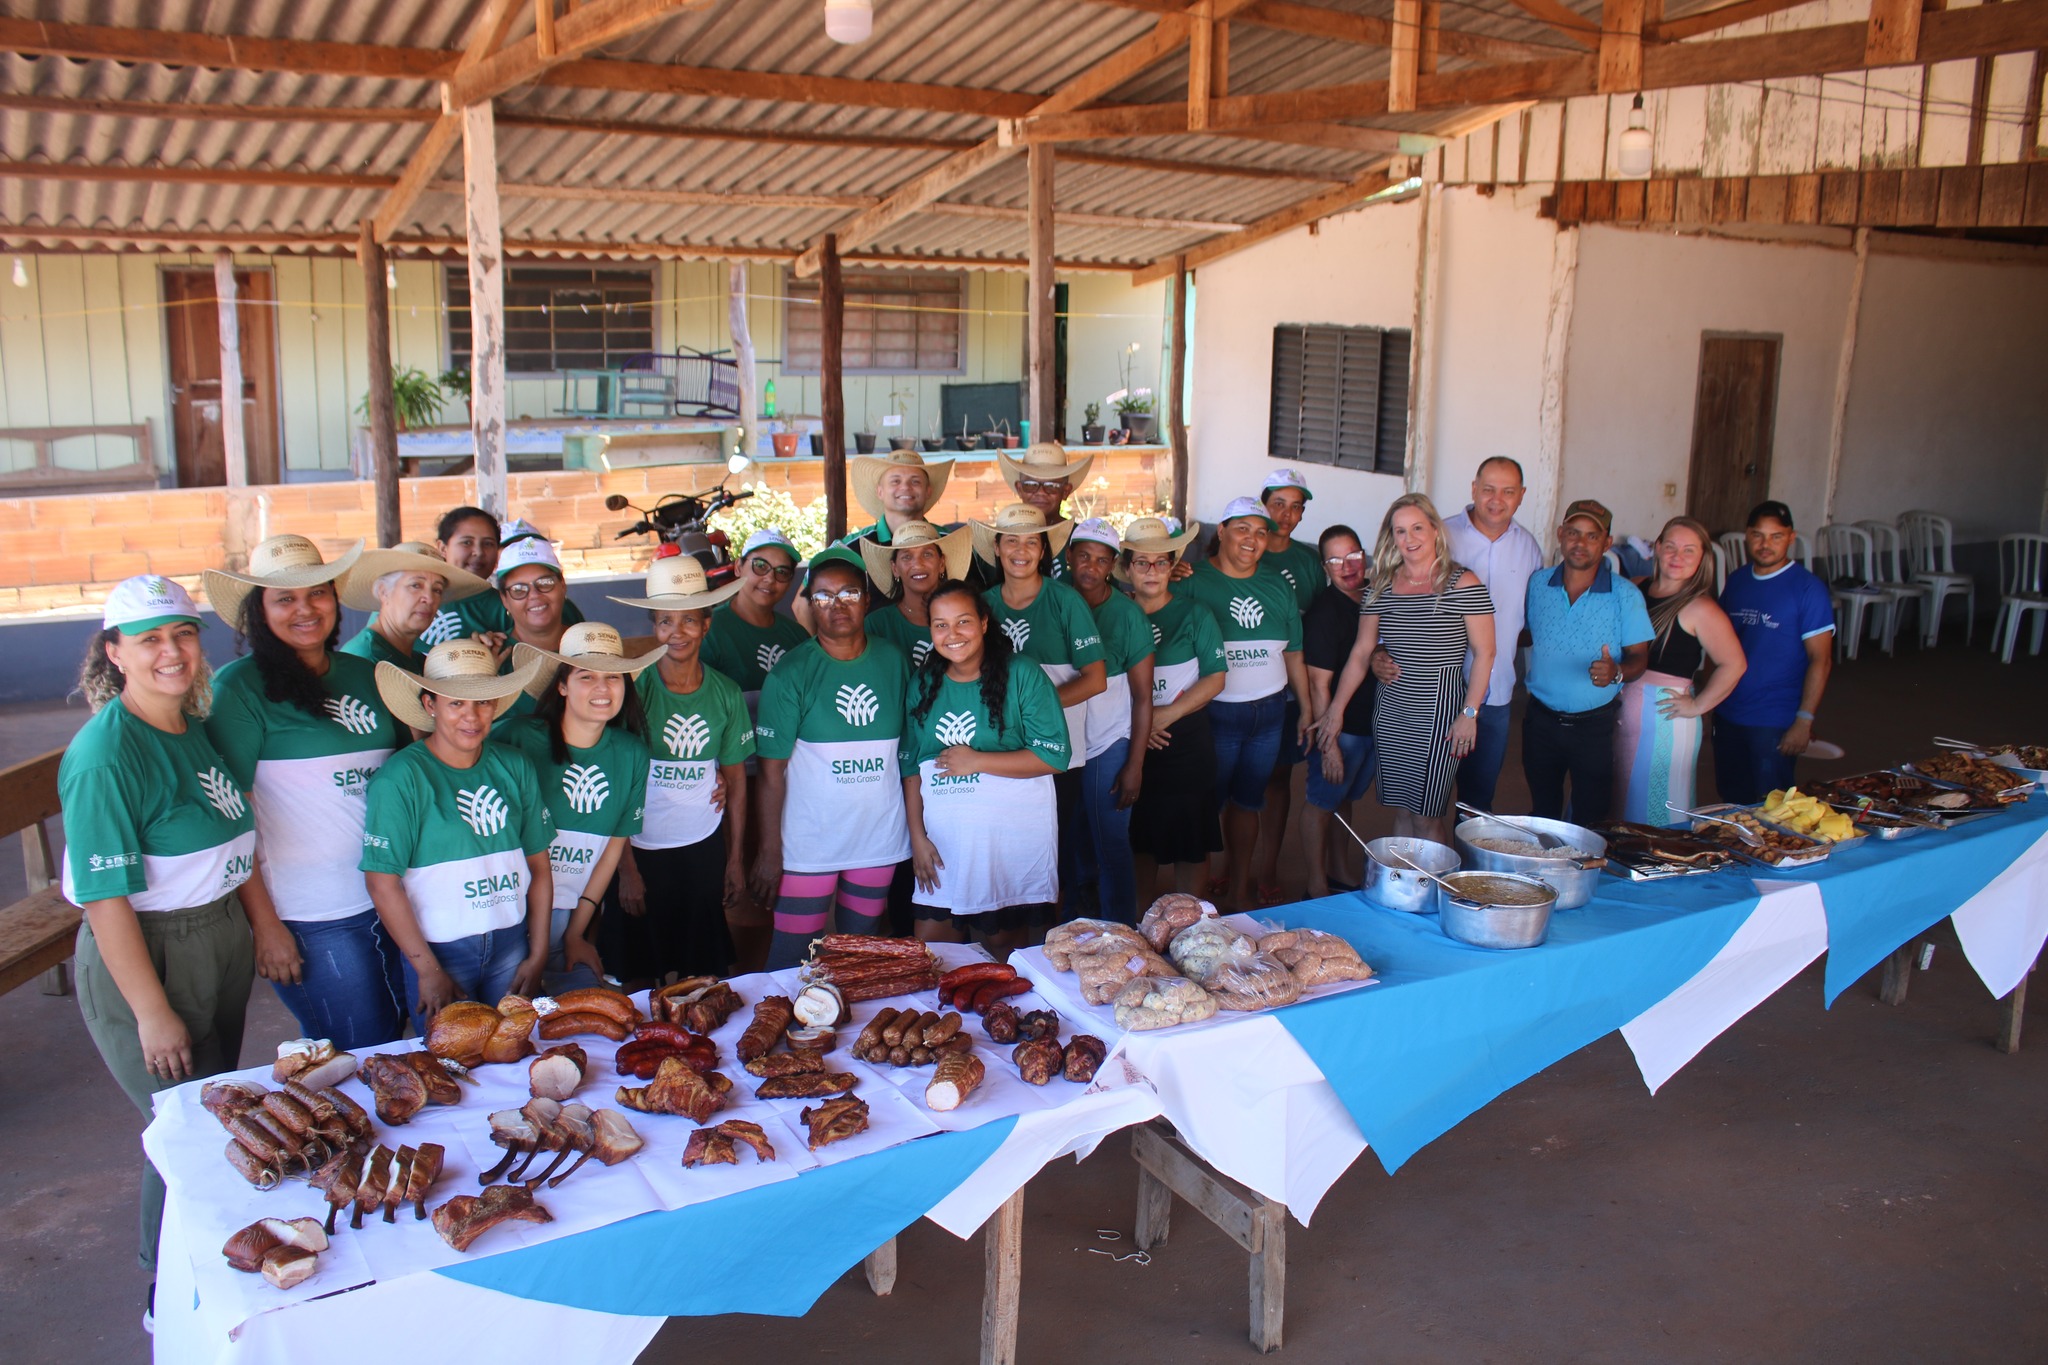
[1267, 323, 1411, 476]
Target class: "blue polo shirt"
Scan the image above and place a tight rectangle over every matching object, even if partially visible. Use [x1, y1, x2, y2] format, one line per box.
[1523, 563, 1654, 714]
[1718, 562, 1835, 728]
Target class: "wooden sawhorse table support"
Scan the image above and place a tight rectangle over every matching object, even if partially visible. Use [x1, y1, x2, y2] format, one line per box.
[1130, 1120, 1287, 1353]
[860, 1186, 1026, 1365]
[1881, 942, 2038, 1054]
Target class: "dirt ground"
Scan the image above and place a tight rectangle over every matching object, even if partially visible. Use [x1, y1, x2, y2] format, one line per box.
[1, 638, 2042, 1363]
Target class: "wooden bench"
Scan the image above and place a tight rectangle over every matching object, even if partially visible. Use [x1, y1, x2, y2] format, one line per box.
[0, 424, 158, 497]
[1880, 939, 2037, 1054]
[0, 749, 80, 998]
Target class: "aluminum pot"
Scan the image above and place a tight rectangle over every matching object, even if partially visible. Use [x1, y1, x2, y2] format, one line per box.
[1363, 837, 1460, 913]
[1435, 871, 1558, 949]
[1454, 815, 1607, 910]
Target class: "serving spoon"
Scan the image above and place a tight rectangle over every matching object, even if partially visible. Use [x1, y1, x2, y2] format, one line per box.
[1667, 801, 1765, 847]
[1455, 802, 1568, 850]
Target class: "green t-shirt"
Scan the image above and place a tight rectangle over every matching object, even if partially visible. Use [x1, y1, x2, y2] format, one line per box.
[60, 701, 256, 912]
[1145, 595, 1228, 708]
[498, 717, 649, 910]
[632, 664, 756, 851]
[337, 626, 424, 668]
[205, 652, 398, 923]
[1078, 587, 1154, 761]
[1263, 539, 1324, 613]
[755, 638, 911, 873]
[1173, 560, 1302, 704]
[982, 577, 1104, 765]
[419, 592, 585, 649]
[865, 603, 933, 670]
[702, 602, 811, 697]
[900, 665, 1071, 773]
[359, 740, 553, 944]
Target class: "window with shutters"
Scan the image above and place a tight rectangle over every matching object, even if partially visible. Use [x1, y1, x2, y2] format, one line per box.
[446, 264, 655, 374]
[1267, 323, 1411, 476]
[784, 269, 965, 376]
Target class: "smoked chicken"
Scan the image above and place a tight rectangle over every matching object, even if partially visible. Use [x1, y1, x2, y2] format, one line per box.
[615, 1055, 731, 1123]
[798, 1096, 870, 1150]
[431, 1184, 553, 1253]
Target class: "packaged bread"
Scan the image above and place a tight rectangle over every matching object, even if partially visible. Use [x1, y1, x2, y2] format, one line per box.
[1289, 955, 1377, 989]
[1045, 918, 1149, 971]
[1259, 928, 1375, 989]
[1111, 975, 1217, 1031]
[1137, 893, 1214, 953]
[1203, 951, 1303, 1011]
[1072, 940, 1178, 1005]
[1166, 918, 1258, 985]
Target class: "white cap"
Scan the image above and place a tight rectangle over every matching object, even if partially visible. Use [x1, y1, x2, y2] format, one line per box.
[103, 575, 204, 634]
[493, 534, 563, 582]
[1069, 517, 1121, 551]
[1262, 468, 1312, 500]
[1219, 497, 1277, 529]
[499, 517, 543, 546]
[741, 527, 797, 559]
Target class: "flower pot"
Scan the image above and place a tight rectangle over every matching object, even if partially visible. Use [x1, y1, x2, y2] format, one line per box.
[772, 432, 802, 459]
[1080, 424, 1106, 445]
[951, 434, 983, 452]
[1003, 435, 1021, 449]
[888, 436, 918, 452]
[807, 432, 825, 459]
[853, 431, 878, 454]
[1120, 412, 1158, 443]
[920, 438, 945, 453]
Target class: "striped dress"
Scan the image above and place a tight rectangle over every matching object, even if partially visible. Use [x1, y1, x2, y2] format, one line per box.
[1364, 575, 1495, 816]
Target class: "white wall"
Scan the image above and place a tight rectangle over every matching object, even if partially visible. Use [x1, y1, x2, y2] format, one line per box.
[1063, 272, 1166, 443]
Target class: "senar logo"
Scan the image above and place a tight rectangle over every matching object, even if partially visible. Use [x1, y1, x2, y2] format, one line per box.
[835, 683, 880, 726]
[756, 641, 787, 672]
[934, 710, 978, 747]
[1228, 595, 1265, 629]
[325, 694, 380, 736]
[561, 763, 610, 815]
[419, 610, 463, 647]
[456, 784, 510, 837]
[1000, 617, 1031, 651]
[662, 711, 711, 758]
[910, 639, 933, 667]
[197, 768, 246, 820]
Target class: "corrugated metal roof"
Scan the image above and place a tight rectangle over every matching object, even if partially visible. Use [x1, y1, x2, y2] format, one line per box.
[0, 0, 1600, 266]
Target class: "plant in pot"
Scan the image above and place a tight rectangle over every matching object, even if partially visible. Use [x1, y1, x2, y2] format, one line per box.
[359, 366, 446, 431]
[920, 413, 945, 453]
[885, 385, 918, 451]
[1111, 342, 1158, 442]
[951, 416, 981, 452]
[1080, 402, 1105, 445]
[770, 419, 802, 460]
[437, 367, 471, 422]
[853, 408, 878, 455]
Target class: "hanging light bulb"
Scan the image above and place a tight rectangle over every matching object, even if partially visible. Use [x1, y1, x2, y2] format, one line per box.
[824, 0, 872, 43]
[1617, 93, 1653, 178]
[10, 256, 27, 288]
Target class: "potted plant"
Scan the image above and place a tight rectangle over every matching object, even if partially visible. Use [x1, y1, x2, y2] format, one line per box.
[951, 416, 981, 452]
[359, 365, 446, 431]
[770, 420, 802, 460]
[438, 367, 471, 421]
[1080, 402, 1105, 445]
[886, 386, 918, 451]
[1110, 342, 1158, 442]
[920, 413, 945, 453]
[853, 408, 878, 455]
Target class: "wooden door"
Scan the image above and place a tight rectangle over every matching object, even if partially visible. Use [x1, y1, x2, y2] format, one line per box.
[1684, 333, 1780, 537]
[163, 268, 281, 486]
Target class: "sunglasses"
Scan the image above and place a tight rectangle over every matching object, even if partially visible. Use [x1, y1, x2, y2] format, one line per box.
[503, 574, 562, 600]
[807, 587, 866, 608]
[1324, 551, 1366, 568]
[746, 556, 795, 583]
[1017, 479, 1068, 494]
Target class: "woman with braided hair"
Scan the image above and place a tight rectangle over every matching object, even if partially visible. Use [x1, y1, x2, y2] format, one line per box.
[901, 581, 1070, 950]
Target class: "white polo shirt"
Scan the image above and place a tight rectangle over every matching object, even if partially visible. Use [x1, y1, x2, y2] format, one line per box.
[1444, 507, 1545, 709]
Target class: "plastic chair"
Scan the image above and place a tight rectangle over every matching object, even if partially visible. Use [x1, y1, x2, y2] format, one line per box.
[1710, 540, 1728, 594]
[1857, 519, 1929, 654]
[1818, 524, 1888, 662]
[1898, 510, 1976, 646]
[1992, 533, 2048, 663]
[1716, 531, 1747, 578]
[1790, 532, 1811, 568]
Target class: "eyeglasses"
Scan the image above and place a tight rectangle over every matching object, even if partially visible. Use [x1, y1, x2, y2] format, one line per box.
[807, 587, 866, 608]
[1017, 479, 1067, 494]
[1324, 551, 1366, 568]
[746, 556, 795, 583]
[503, 574, 562, 600]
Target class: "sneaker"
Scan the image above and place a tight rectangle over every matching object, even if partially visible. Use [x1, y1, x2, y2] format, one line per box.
[142, 1282, 155, 1337]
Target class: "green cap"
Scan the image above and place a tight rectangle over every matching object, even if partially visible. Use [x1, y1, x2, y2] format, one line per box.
[805, 545, 868, 586]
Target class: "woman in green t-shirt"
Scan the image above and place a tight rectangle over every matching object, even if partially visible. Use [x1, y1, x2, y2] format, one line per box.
[860, 520, 971, 671]
[702, 527, 809, 703]
[336, 541, 490, 668]
[60, 576, 257, 1286]
[203, 533, 407, 1052]
[505, 624, 657, 991]
[903, 582, 1070, 949]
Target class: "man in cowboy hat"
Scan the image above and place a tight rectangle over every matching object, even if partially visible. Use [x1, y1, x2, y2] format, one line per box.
[999, 441, 1095, 580]
[843, 449, 957, 549]
[337, 542, 491, 667]
[362, 639, 553, 1025]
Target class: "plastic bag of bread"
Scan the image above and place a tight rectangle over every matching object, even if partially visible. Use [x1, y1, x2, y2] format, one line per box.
[1258, 928, 1376, 989]
[1137, 893, 1215, 953]
[1045, 918, 1149, 971]
[1072, 940, 1177, 1004]
[1204, 951, 1304, 1011]
[1112, 975, 1218, 1031]
[1166, 918, 1258, 985]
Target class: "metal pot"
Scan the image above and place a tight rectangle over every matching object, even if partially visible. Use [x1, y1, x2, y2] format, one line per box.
[1454, 815, 1607, 910]
[1363, 837, 1460, 913]
[1435, 871, 1557, 949]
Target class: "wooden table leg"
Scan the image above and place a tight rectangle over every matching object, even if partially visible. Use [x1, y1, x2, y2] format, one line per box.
[863, 1236, 897, 1296]
[1131, 1121, 1288, 1352]
[980, 1188, 1024, 1365]
[1879, 943, 1916, 1005]
[1997, 956, 2035, 1055]
[1135, 1161, 1173, 1250]
[1249, 1197, 1286, 1354]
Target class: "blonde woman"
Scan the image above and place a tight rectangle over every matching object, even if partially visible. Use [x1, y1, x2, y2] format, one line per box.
[1615, 517, 1748, 824]
[1316, 494, 1495, 844]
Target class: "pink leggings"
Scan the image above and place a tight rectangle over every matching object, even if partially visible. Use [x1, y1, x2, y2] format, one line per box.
[765, 865, 896, 970]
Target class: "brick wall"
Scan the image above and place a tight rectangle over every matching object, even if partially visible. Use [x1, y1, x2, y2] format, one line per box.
[0, 447, 1169, 616]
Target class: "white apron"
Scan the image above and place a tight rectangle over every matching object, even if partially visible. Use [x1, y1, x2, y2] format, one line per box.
[916, 761, 1057, 914]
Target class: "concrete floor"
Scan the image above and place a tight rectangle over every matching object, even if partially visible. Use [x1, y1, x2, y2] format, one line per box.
[2, 638, 2042, 1363]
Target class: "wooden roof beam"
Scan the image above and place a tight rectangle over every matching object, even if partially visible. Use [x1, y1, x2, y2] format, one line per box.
[1648, 0, 1817, 43]
[1497, 0, 1601, 49]
[372, 0, 526, 244]
[1084, 0, 1569, 62]
[450, 0, 714, 105]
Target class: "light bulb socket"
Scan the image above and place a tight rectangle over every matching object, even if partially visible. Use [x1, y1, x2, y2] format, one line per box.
[824, 0, 872, 43]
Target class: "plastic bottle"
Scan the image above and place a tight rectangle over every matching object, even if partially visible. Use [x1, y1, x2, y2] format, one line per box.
[763, 378, 778, 419]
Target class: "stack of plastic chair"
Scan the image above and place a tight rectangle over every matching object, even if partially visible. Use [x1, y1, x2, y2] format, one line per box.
[1790, 532, 1812, 568]
[1818, 524, 1888, 661]
[1897, 510, 1976, 646]
[1856, 520, 1929, 653]
[1716, 531, 1748, 580]
[1991, 534, 2048, 663]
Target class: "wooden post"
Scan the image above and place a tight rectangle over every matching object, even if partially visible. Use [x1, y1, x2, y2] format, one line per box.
[1528, 220, 1578, 530]
[1390, 0, 1423, 113]
[1167, 254, 1190, 523]
[357, 221, 401, 546]
[213, 249, 248, 488]
[1821, 227, 1869, 526]
[1406, 182, 1445, 497]
[980, 1188, 1024, 1365]
[1865, 0, 1922, 65]
[820, 233, 847, 542]
[1189, 4, 1214, 131]
[1597, 0, 1646, 93]
[1027, 143, 1058, 443]
[462, 100, 509, 519]
[1998, 969, 2029, 1054]
[862, 1235, 898, 1295]
[728, 262, 758, 462]
[1879, 943, 1915, 1005]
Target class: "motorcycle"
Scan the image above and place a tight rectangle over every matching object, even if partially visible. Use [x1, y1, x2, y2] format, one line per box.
[605, 483, 754, 586]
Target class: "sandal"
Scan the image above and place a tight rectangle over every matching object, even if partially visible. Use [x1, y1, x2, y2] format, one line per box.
[1203, 876, 1230, 902]
[1257, 884, 1286, 908]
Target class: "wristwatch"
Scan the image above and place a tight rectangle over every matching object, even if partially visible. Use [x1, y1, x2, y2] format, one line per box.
[1461, 706, 1479, 719]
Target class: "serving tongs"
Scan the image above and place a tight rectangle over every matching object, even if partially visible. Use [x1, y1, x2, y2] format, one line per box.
[1933, 736, 1988, 753]
[1826, 795, 1945, 830]
[1667, 801, 1765, 847]
[1455, 803, 1606, 869]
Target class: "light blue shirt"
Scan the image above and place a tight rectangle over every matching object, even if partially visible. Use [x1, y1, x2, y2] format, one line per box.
[1523, 563, 1654, 714]
[1444, 508, 1545, 707]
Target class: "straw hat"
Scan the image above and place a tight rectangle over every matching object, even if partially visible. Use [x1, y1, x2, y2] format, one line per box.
[851, 449, 953, 523]
[972, 502, 1074, 566]
[510, 621, 666, 698]
[203, 534, 364, 628]
[858, 521, 972, 596]
[340, 541, 490, 611]
[605, 554, 745, 612]
[374, 638, 544, 732]
[1120, 515, 1201, 558]
[998, 440, 1094, 490]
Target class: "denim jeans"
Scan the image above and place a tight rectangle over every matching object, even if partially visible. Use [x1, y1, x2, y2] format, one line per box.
[1305, 731, 1377, 810]
[400, 925, 531, 1035]
[1522, 696, 1621, 823]
[1064, 735, 1139, 924]
[542, 905, 605, 994]
[1209, 692, 1287, 811]
[270, 908, 405, 1051]
[1455, 702, 1514, 811]
[1712, 718, 1798, 806]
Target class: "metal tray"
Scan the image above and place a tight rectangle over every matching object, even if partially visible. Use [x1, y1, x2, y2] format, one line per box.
[1898, 762, 2036, 805]
[1820, 770, 2003, 820]
[1689, 805, 1831, 870]
[1822, 799, 1932, 839]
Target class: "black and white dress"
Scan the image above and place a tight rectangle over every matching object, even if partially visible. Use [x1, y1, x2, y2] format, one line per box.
[1365, 575, 1494, 816]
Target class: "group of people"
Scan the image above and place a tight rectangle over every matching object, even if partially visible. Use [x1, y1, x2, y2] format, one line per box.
[59, 443, 1839, 1302]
